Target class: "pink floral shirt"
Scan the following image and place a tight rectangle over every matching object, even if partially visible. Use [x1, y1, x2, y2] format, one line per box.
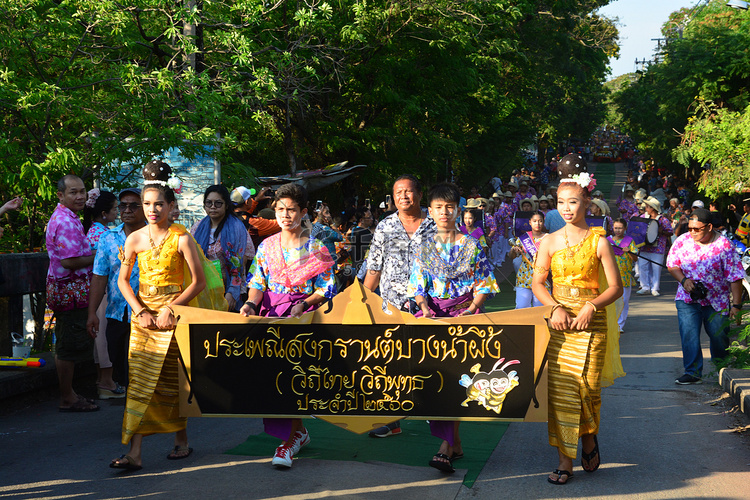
[86, 222, 109, 250]
[46, 204, 93, 281]
[666, 232, 744, 313]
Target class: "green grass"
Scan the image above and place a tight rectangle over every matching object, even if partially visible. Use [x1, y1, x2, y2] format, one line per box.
[226, 418, 509, 487]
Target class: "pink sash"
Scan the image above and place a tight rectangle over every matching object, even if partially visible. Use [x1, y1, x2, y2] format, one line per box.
[264, 234, 334, 288]
[608, 235, 634, 256]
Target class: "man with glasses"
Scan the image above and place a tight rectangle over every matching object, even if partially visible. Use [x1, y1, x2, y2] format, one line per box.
[667, 208, 744, 385]
[86, 188, 146, 387]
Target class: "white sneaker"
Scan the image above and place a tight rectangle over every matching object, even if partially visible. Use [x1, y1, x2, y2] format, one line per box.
[636, 288, 650, 295]
[651, 290, 661, 296]
[272, 445, 293, 468]
[289, 428, 311, 455]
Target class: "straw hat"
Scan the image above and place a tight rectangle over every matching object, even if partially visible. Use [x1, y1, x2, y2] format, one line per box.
[504, 191, 513, 198]
[465, 198, 482, 208]
[591, 198, 610, 216]
[492, 191, 502, 199]
[624, 184, 635, 192]
[634, 188, 647, 202]
[642, 196, 662, 213]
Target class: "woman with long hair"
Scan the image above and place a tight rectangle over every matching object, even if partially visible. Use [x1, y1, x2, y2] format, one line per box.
[191, 185, 255, 312]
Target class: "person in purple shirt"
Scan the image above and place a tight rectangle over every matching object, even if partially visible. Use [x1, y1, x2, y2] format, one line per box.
[46, 175, 98, 412]
[667, 208, 744, 385]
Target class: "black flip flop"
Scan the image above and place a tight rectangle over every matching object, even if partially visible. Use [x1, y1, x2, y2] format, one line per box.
[582, 435, 600, 472]
[110, 454, 142, 471]
[547, 469, 573, 485]
[451, 451, 464, 461]
[167, 446, 193, 460]
[429, 452, 455, 473]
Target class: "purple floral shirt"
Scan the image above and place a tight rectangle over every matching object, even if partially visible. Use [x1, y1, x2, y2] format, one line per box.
[641, 215, 673, 254]
[46, 204, 93, 282]
[666, 232, 744, 314]
[616, 197, 640, 220]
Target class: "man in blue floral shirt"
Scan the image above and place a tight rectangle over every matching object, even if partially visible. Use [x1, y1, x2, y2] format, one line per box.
[86, 188, 146, 387]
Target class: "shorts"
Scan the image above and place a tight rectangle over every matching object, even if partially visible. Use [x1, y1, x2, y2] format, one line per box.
[55, 308, 94, 363]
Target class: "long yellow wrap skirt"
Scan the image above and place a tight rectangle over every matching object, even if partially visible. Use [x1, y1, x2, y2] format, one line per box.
[547, 285, 607, 459]
[121, 290, 186, 444]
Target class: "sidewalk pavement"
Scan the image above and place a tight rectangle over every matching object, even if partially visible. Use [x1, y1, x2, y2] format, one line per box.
[1, 162, 750, 499]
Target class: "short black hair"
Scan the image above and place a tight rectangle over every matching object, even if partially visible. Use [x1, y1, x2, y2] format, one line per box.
[428, 182, 460, 205]
[57, 174, 82, 193]
[274, 182, 308, 210]
[613, 218, 628, 228]
[394, 174, 422, 193]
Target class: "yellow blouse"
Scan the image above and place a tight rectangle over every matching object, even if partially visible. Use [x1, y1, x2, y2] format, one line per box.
[138, 224, 186, 288]
[550, 227, 604, 289]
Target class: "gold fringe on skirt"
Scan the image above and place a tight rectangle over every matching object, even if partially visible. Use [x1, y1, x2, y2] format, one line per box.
[122, 291, 186, 444]
[547, 289, 607, 459]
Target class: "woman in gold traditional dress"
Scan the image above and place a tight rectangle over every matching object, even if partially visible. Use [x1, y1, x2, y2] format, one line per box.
[531, 154, 622, 485]
[110, 161, 208, 471]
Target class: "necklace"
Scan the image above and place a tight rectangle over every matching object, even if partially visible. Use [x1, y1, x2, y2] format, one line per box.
[148, 225, 168, 260]
[563, 226, 588, 258]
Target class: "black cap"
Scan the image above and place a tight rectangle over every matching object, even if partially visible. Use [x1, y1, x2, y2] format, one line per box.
[690, 208, 712, 224]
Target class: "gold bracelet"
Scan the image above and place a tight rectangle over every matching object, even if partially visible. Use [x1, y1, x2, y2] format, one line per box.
[163, 305, 176, 317]
[550, 303, 563, 314]
[585, 300, 598, 313]
[533, 265, 549, 275]
[134, 307, 146, 318]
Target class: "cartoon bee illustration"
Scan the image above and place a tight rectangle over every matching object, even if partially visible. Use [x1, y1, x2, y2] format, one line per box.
[459, 358, 520, 414]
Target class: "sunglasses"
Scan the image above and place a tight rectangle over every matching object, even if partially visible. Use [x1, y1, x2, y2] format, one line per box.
[118, 203, 142, 212]
[204, 200, 225, 208]
[687, 224, 709, 233]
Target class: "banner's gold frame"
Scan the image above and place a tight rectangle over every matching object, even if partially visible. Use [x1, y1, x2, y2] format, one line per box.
[174, 281, 551, 434]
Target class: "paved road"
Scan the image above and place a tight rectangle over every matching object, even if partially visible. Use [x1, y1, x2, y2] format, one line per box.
[2, 162, 749, 499]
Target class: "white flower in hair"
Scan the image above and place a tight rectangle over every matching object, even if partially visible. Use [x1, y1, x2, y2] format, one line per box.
[167, 175, 183, 194]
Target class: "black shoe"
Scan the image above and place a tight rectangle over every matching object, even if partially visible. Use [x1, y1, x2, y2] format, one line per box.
[675, 374, 702, 385]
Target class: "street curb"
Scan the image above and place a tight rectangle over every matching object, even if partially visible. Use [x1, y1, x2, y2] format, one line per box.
[720, 367, 750, 416]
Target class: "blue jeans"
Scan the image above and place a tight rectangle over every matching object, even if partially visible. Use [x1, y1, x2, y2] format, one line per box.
[675, 300, 730, 377]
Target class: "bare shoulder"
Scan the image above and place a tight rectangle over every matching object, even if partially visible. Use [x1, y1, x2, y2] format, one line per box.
[125, 227, 148, 253]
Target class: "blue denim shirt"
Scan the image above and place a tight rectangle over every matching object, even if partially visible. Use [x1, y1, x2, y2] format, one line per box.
[92, 224, 140, 321]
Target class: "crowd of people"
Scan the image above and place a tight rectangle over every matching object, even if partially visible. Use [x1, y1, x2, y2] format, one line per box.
[35, 149, 748, 485]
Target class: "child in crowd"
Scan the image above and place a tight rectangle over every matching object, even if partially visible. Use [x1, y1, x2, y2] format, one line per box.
[510, 211, 548, 309]
[608, 219, 638, 333]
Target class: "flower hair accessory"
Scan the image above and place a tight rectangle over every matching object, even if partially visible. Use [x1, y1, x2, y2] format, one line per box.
[144, 175, 183, 194]
[561, 172, 597, 192]
[85, 188, 100, 208]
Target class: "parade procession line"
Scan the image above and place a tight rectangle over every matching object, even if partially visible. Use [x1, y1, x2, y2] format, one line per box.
[226, 418, 509, 487]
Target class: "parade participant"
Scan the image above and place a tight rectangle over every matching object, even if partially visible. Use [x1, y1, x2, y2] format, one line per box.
[513, 180, 534, 211]
[735, 198, 750, 246]
[111, 161, 221, 471]
[509, 211, 548, 309]
[616, 184, 639, 220]
[477, 198, 497, 246]
[667, 208, 744, 385]
[364, 174, 436, 437]
[538, 195, 551, 215]
[310, 202, 343, 262]
[82, 189, 124, 398]
[608, 219, 638, 333]
[460, 206, 488, 251]
[239, 183, 336, 468]
[47, 175, 98, 412]
[87, 188, 146, 388]
[531, 154, 622, 485]
[636, 196, 673, 297]
[191, 185, 255, 312]
[590, 198, 613, 235]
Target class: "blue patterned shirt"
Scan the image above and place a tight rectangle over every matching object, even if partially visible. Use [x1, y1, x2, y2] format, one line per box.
[92, 224, 140, 322]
